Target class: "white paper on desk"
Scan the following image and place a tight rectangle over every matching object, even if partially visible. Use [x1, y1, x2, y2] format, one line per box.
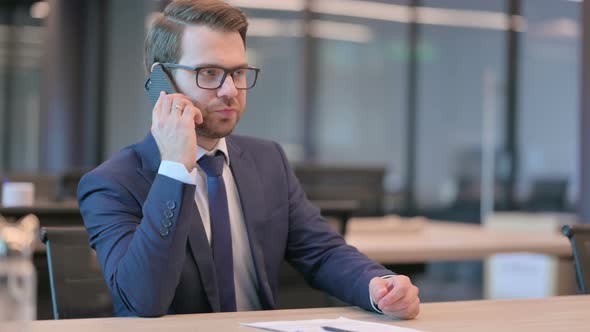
[241, 316, 423, 332]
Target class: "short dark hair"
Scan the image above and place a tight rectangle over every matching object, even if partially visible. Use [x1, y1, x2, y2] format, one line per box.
[144, 0, 248, 73]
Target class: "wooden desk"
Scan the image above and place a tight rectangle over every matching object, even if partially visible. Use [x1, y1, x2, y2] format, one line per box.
[0, 200, 357, 232]
[1, 295, 587, 331]
[345, 219, 572, 264]
[0, 201, 81, 227]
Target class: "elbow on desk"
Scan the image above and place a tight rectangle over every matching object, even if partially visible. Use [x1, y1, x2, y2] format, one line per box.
[112, 278, 170, 318]
[132, 307, 168, 318]
[118, 289, 169, 318]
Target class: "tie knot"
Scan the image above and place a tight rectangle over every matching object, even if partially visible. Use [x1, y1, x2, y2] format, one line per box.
[198, 151, 225, 177]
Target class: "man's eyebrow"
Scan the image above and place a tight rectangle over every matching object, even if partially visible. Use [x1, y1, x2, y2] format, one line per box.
[194, 63, 250, 69]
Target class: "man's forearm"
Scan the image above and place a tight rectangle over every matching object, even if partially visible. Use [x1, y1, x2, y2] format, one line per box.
[80, 174, 197, 316]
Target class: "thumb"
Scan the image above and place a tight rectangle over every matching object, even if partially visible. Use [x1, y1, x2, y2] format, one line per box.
[370, 277, 390, 302]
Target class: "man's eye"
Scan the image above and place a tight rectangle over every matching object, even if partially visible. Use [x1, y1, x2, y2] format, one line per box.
[202, 69, 219, 76]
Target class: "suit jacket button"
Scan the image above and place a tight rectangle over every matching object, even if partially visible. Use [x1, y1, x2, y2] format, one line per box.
[162, 219, 172, 228]
[164, 209, 174, 219]
[166, 201, 176, 209]
[159, 226, 169, 237]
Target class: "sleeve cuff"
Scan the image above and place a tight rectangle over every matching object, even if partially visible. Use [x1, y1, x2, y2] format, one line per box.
[370, 274, 396, 314]
[158, 161, 195, 185]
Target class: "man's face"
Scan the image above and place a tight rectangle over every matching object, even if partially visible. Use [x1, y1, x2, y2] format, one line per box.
[173, 25, 247, 139]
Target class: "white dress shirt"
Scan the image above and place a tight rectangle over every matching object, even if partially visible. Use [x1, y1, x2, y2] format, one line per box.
[157, 138, 262, 311]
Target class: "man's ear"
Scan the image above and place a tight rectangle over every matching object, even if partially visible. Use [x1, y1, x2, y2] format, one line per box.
[150, 62, 161, 73]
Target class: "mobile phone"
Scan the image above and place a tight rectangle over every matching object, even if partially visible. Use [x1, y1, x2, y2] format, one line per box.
[144, 63, 178, 105]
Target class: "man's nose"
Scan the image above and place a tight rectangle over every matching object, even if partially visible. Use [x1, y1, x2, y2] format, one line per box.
[217, 75, 238, 98]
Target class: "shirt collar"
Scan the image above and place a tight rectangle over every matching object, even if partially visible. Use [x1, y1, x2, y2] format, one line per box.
[197, 138, 230, 166]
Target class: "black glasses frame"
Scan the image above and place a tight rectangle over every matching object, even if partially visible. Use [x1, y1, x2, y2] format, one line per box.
[161, 63, 260, 90]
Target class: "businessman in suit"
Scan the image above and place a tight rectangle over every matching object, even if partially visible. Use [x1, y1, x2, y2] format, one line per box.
[78, 0, 419, 318]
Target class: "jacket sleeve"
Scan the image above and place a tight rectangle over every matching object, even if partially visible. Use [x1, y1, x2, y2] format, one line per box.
[275, 142, 393, 312]
[78, 172, 197, 317]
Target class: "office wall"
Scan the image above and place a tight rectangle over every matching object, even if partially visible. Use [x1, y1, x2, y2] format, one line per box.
[233, 10, 306, 160]
[415, 0, 507, 207]
[0, 44, 5, 170]
[312, 10, 409, 193]
[0, 22, 43, 172]
[102, 0, 156, 158]
[518, 0, 580, 202]
[0, 0, 582, 214]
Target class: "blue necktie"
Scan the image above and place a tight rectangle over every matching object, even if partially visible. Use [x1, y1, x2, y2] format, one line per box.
[198, 151, 237, 312]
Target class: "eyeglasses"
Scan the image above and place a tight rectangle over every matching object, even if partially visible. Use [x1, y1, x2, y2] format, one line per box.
[161, 63, 260, 90]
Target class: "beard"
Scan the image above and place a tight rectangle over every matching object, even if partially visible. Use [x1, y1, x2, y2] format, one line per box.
[196, 110, 241, 139]
[194, 97, 243, 138]
[196, 119, 236, 139]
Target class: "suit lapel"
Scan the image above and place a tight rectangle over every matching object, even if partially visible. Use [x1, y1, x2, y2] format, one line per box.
[226, 137, 275, 309]
[133, 132, 220, 312]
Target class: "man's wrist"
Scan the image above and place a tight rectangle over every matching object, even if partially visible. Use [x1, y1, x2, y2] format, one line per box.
[370, 274, 396, 314]
[158, 160, 195, 184]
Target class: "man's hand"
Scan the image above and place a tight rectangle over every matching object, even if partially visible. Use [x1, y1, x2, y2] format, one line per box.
[151, 91, 204, 172]
[369, 275, 420, 319]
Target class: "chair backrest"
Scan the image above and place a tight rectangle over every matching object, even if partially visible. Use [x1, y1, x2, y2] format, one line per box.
[40, 226, 113, 319]
[562, 224, 590, 294]
[525, 178, 569, 212]
[56, 168, 91, 201]
[294, 163, 386, 216]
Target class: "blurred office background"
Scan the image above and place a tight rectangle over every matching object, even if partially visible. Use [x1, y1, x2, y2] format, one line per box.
[0, 0, 580, 217]
[0, 0, 585, 317]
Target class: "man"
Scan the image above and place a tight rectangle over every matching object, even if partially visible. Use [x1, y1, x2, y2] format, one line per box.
[78, 0, 419, 318]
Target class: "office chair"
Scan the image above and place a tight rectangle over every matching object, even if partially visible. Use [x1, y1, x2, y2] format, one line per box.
[562, 224, 590, 294]
[40, 226, 114, 319]
[294, 163, 386, 216]
[56, 168, 91, 201]
[524, 178, 569, 212]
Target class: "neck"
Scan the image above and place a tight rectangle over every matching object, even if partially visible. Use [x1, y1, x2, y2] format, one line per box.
[197, 135, 220, 151]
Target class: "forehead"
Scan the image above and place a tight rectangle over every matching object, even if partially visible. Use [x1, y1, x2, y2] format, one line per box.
[179, 25, 246, 67]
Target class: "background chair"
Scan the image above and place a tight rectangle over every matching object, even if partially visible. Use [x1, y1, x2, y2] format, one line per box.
[562, 224, 590, 294]
[40, 226, 113, 319]
[524, 178, 569, 212]
[56, 167, 92, 202]
[293, 163, 386, 216]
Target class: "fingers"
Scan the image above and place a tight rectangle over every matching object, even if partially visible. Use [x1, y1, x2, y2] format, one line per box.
[155, 93, 190, 115]
[377, 276, 409, 309]
[376, 275, 421, 320]
[180, 102, 197, 128]
[193, 104, 203, 124]
[153, 91, 164, 115]
[152, 91, 165, 127]
[370, 277, 391, 304]
[382, 283, 419, 314]
[152, 92, 199, 140]
[177, 101, 203, 125]
[169, 96, 185, 118]
[385, 296, 420, 320]
[161, 92, 173, 116]
[153, 93, 201, 123]
[150, 92, 198, 171]
[174, 96, 202, 125]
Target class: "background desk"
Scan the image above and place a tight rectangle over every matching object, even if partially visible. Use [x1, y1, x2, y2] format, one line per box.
[0, 200, 358, 231]
[344, 218, 572, 264]
[1, 207, 577, 316]
[0, 200, 359, 318]
[1, 295, 587, 332]
[0, 201, 81, 226]
[345, 218, 575, 299]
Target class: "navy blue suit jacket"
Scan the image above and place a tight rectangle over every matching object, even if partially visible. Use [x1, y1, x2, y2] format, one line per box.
[78, 133, 393, 317]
